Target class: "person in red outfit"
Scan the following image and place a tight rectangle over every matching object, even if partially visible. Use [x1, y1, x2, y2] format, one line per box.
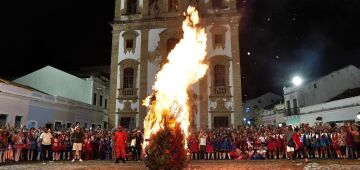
[113, 126, 128, 163]
[189, 134, 199, 160]
[84, 135, 93, 160]
[293, 128, 309, 163]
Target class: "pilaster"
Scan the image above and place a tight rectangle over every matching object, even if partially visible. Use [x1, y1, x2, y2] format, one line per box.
[142, 0, 149, 15]
[109, 27, 121, 129]
[114, 0, 121, 20]
[139, 29, 149, 129]
[230, 23, 243, 127]
[199, 75, 208, 129]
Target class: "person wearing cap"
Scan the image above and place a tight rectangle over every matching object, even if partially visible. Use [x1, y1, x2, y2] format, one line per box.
[71, 126, 84, 162]
[113, 126, 127, 163]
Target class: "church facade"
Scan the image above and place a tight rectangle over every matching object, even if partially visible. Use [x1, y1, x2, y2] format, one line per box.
[109, 0, 243, 130]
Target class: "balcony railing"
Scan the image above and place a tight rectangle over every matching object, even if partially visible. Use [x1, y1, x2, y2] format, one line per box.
[285, 108, 300, 116]
[210, 86, 231, 97]
[118, 88, 138, 100]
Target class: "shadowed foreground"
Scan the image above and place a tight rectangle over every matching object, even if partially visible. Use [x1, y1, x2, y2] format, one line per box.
[0, 160, 360, 170]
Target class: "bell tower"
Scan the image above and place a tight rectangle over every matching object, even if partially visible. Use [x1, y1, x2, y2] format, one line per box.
[109, 0, 243, 129]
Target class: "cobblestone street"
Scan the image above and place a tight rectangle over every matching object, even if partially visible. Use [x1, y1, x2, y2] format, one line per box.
[1, 160, 360, 170]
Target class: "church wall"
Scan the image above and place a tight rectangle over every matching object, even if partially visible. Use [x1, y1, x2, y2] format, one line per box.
[120, 0, 144, 11]
[118, 30, 142, 62]
[115, 29, 142, 127]
[204, 24, 236, 128]
[147, 28, 165, 95]
[111, 1, 242, 129]
[206, 25, 232, 58]
[120, 0, 125, 10]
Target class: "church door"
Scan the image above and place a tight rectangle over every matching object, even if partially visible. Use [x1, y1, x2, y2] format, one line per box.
[214, 116, 228, 128]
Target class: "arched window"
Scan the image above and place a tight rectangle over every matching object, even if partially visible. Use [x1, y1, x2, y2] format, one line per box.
[118, 59, 139, 100]
[123, 68, 134, 89]
[127, 0, 137, 14]
[214, 64, 226, 87]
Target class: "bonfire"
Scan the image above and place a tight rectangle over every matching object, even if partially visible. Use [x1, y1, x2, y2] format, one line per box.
[143, 6, 208, 170]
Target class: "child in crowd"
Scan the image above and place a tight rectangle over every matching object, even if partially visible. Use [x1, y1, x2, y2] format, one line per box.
[205, 136, 214, 160]
[64, 133, 73, 160]
[52, 133, 61, 161]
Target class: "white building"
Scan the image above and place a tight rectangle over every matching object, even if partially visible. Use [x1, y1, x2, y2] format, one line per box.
[243, 92, 282, 120]
[14, 66, 109, 107]
[109, 0, 243, 129]
[298, 94, 360, 126]
[284, 65, 360, 115]
[0, 79, 107, 129]
[283, 65, 360, 126]
[261, 103, 285, 126]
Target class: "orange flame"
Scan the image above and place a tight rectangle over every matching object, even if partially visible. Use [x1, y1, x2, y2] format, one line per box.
[143, 6, 207, 150]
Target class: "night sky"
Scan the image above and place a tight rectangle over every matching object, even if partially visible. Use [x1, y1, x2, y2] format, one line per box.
[1, 0, 360, 100]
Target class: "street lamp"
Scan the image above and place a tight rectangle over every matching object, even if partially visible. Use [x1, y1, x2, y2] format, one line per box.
[357, 112, 360, 120]
[247, 120, 251, 125]
[292, 76, 303, 86]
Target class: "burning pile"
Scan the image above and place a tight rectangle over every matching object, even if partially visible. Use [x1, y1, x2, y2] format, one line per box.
[143, 6, 207, 170]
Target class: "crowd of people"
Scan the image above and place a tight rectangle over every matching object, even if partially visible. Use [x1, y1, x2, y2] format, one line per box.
[0, 122, 359, 164]
[0, 124, 143, 164]
[188, 123, 360, 162]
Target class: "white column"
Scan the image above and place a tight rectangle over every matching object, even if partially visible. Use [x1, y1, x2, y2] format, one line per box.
[208, 113, 211, 129]
[136, 113, 139, 128]
[231, 112, 235, 128]
[115, 113, 119, 127]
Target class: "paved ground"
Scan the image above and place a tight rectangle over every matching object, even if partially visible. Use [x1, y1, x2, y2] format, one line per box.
[0, 160, 359, 170]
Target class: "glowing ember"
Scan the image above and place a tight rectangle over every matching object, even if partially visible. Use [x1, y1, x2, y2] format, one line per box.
[143, 6, 207, 150]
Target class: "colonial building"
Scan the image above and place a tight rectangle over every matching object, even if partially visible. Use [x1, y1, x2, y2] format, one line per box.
[109, 0, 242, 129]
[243, 92, 283, 120]
[282, 65, 360, 126]
[10, 66, 109, 129]
[0, 78, 107, 130]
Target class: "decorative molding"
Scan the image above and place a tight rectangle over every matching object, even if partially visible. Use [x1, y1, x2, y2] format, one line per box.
[118, 59, 140, 101]
[149, 0, 161, 16]
[148, 46, 161, 63]
[121, 0, 141, 15]
[122, 30, 139, 54]
[210, 98, 232, 113]
[117, 100, 138, 114]
[148, 28, 183, 65]
[210, 25, 228, 49]
[208, 55, 232, 97]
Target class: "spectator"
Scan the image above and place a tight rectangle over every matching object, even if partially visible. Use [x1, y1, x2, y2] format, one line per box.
[39, 128, 53, 163]
[113, 126, 127, 163]
[71, 126, 84, 162]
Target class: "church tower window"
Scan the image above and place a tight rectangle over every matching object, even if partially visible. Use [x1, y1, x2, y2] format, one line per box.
[122, 30, 139, 54]
[127, 0, 138, 15]
[214, 64, 226, 94]
[118, 59, 139, 100]
[123, 68, 134, 89]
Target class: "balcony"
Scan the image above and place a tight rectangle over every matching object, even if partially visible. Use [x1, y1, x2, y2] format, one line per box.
[117, 88, 138, 101]
[285, 107, 300, 116]
[215, 86, 227, 94]
[209, 86, 232, 99]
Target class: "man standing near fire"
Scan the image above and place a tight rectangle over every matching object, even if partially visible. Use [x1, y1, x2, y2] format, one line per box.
[113, 126, 128, 163]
